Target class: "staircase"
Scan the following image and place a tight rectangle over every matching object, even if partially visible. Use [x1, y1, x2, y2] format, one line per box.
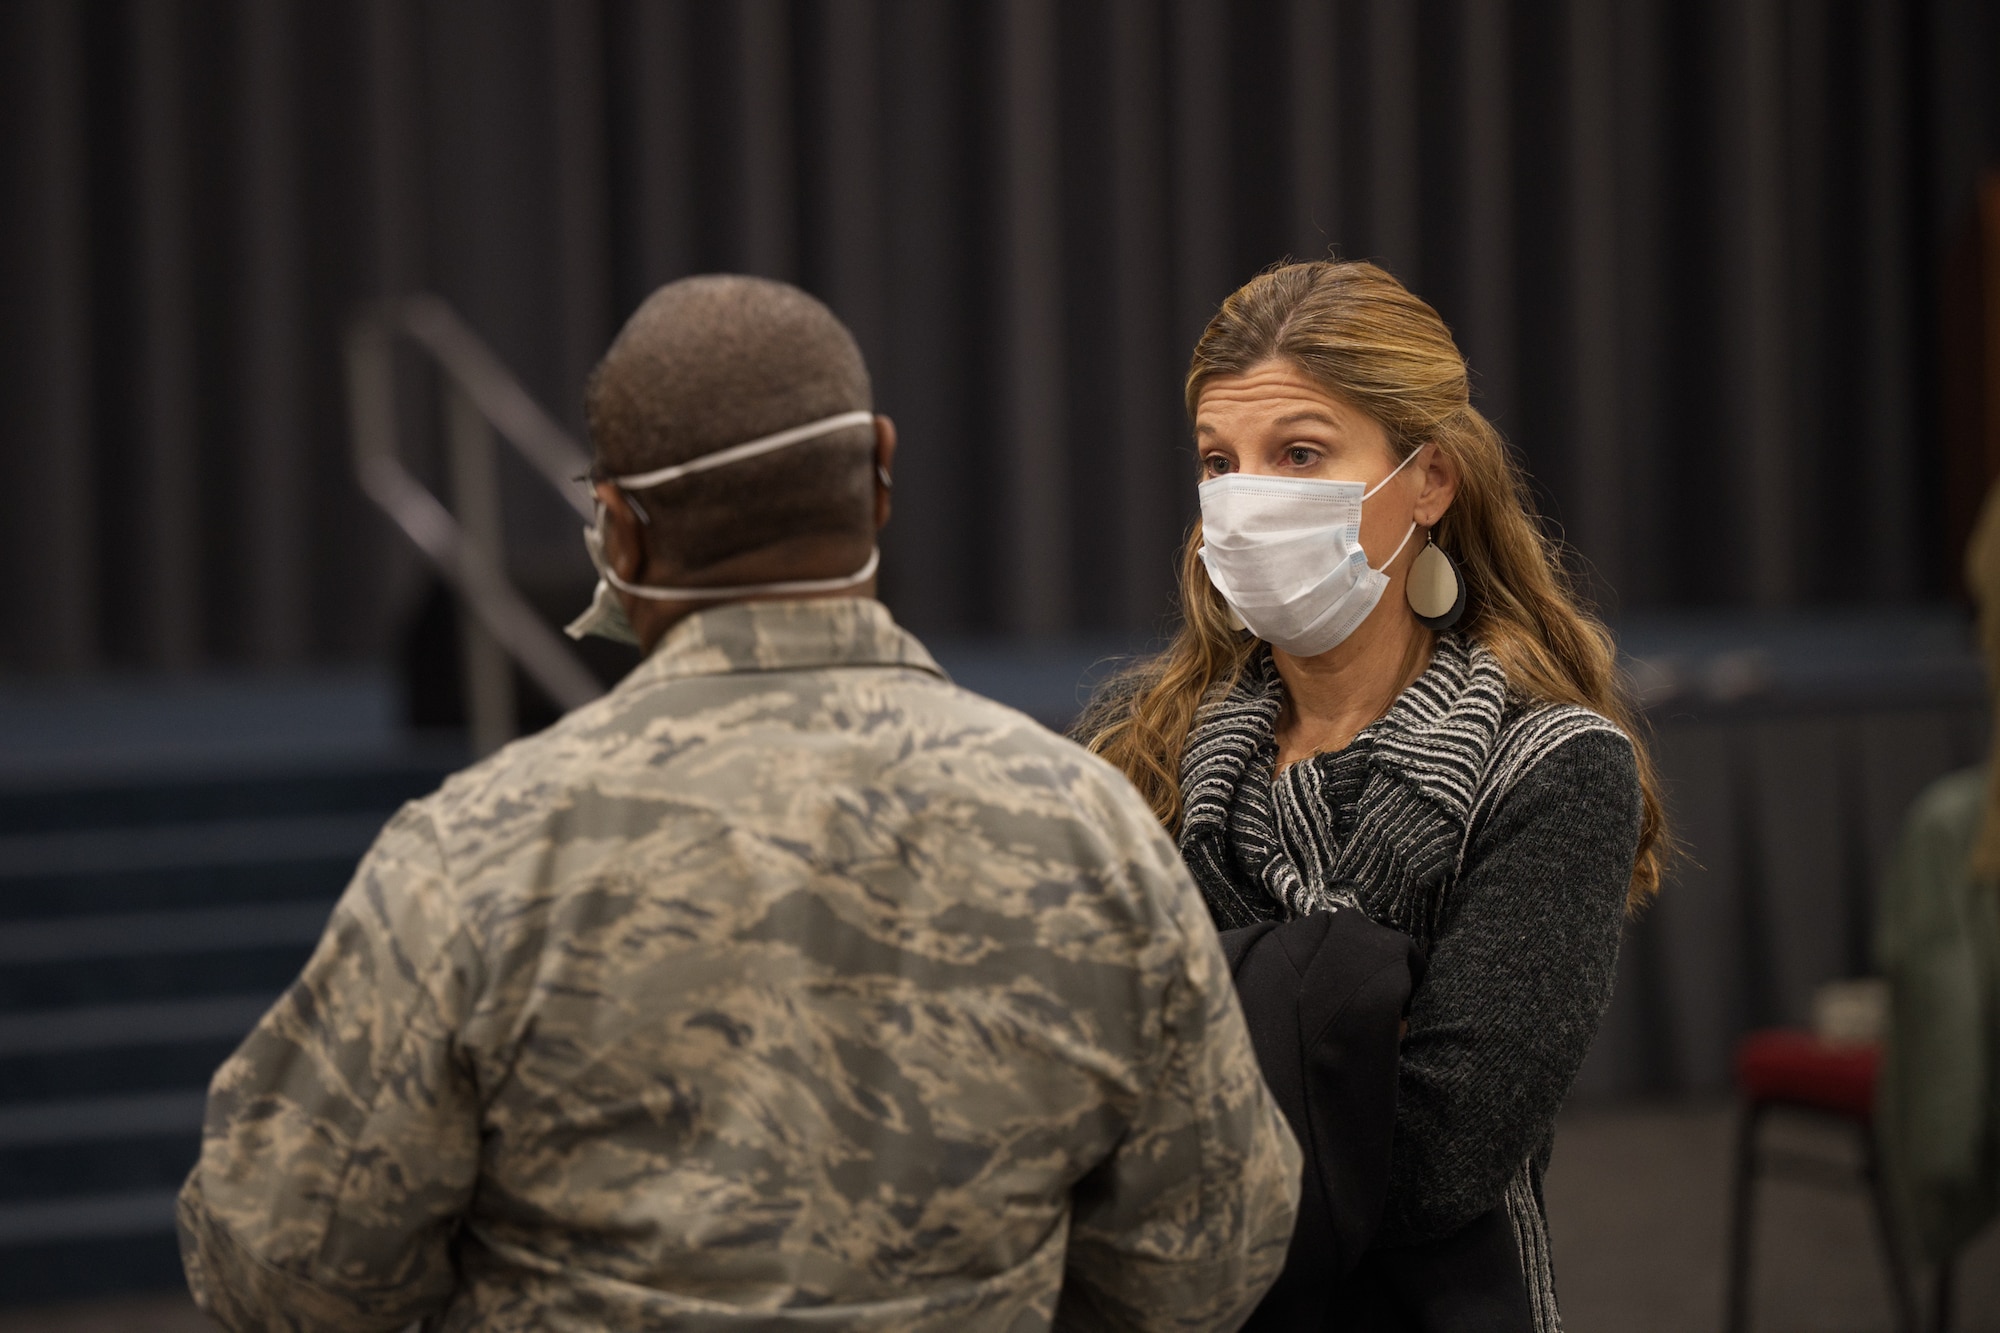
[0, 752, 457, 1306]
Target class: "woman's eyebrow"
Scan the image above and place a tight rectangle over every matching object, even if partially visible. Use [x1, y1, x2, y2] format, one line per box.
[1271, 410, 1340, 429]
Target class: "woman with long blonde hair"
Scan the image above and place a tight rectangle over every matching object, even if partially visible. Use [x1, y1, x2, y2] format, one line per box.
[1079, 260, 1665, 1330]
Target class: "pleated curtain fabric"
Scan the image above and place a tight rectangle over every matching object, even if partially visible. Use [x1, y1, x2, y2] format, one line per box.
[0, 0, 1997, 672]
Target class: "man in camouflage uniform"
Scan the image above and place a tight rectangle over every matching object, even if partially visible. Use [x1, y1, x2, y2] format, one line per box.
[177, 275, 1300, 1332]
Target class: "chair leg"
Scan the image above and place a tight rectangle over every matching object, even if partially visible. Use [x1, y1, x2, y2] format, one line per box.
[1862, 1136, 1920, 1333]
[1933, 1257, 1953, 1333]
[1724, 1103, 1764, 1333]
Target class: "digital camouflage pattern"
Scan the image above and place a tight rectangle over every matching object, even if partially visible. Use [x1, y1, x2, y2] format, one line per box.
[178, 597, 1300, 1333]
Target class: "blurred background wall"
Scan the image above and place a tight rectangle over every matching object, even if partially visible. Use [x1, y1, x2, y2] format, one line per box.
[4, 0, 1999, 673]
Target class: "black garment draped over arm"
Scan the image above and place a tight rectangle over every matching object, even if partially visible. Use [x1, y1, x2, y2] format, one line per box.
[1220, 907, 1423, 1327]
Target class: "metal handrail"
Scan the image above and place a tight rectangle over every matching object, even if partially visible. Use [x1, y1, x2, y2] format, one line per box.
[394, 296, 597, 516]
[344, 297, 604, 751]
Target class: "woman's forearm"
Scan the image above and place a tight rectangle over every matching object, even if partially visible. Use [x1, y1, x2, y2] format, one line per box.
[1376, 729, 1638, 1242]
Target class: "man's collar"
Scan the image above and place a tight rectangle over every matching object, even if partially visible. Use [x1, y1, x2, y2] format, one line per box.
[629, 597, 948, 686]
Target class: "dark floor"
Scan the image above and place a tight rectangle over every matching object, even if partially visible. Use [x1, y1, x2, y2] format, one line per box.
[1, 1102, 1993, 1333]
[1546, 1102, 1998, 1333]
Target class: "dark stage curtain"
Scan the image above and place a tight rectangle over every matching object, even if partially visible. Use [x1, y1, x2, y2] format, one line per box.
[2, 0, 1997, 673]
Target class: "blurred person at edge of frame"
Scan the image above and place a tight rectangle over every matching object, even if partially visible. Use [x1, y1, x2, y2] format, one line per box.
[175, 275, 1304, 1333]
[1875, 478, 2000, 1273]
[1076, 260, 1666, 1332]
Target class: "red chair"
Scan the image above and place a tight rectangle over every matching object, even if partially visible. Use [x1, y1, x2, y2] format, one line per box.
[1725, 1029, 1954, 1333]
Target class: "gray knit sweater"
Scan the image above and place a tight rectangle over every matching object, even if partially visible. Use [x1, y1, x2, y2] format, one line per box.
[1170, 634, 1639, 1332]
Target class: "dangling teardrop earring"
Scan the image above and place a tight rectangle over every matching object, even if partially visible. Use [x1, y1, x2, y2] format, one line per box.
[1407, 538, 1465, 631]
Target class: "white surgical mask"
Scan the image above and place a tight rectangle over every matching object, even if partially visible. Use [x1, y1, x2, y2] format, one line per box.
[565, 409, 879, 643]
[1197, 446, 1424, 657]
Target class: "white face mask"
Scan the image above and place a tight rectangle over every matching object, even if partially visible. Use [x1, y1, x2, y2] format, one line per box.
[565, 410, 879, 644]
[1196, 446, 1424, 657]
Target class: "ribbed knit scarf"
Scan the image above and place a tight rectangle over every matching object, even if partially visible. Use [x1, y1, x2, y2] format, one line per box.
[1180, 634, 1513, 939]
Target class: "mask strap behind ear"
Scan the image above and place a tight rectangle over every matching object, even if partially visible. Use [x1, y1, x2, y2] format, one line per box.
[599, 547, 881, 602]
[612, 410, 875, 490]
[1373, 522, 1419, 573]
[1362, 442, 1427, 501]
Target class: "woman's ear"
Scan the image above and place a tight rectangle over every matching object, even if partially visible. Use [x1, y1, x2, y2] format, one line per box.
[1412, 444, 1460, 527]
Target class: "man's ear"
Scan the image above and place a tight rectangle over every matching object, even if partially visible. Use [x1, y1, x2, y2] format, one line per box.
[873, 415, 898, 532]
[593, 482, 648, 582]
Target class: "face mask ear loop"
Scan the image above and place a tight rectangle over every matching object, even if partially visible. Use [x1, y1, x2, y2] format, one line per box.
[1373, 521, 1419, 573]
[592, 488, 651, 527]
[599, 547, 881, 601]
[1362, 442, 1427, 502]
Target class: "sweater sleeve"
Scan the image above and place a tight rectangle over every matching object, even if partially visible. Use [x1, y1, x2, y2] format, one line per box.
[1376, 726, 1639, 1244]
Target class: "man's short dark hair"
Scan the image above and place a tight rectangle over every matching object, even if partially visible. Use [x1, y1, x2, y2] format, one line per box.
[585, 275, 874, 573]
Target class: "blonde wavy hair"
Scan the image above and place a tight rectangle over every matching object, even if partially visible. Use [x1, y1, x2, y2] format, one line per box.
[1081, 260, 1667, 910]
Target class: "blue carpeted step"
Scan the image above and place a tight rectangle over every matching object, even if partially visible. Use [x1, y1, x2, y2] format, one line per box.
[0, 1230, 192, 1307]
[2, 854, 367, 921]
[0, 749, 457, 1307]
[0, 944, 317, 1016]
[1, 1132, 204, 1203]
[0, 751, 456, 836]
[0, 1006, 274, 1100]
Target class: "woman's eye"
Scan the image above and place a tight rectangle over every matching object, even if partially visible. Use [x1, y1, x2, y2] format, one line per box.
[1287, 447, 1316, 467]
[1203, 455, 1231, 475]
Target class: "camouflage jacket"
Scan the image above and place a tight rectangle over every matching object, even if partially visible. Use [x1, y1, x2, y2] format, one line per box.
[178, 598, 1299, 1333]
